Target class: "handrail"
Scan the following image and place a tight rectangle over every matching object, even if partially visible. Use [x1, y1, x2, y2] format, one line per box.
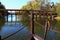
[0, 9, 55, 12]
[0, 9, 57, 40]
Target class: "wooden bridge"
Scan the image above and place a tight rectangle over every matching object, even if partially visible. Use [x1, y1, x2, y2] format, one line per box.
[0, 9, 57, 40]
[0, 9, 57, 15]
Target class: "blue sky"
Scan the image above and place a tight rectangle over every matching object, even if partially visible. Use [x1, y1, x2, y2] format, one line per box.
[1, 0, 28, 9]
[51, 0, 60, 3]
[0, 0, 60, 9]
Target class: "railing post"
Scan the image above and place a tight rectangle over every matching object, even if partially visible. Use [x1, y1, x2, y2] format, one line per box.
[31, 12, 34, 34]
[30, 11, 35, 40]
[44, 12, 51, 40]
[44, 20, 48, 40]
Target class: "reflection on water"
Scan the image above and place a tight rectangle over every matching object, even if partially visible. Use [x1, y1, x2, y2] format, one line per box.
[0, 15, 30, 40]
[1, 22, 30, 40]
[5, 15, 18, 21]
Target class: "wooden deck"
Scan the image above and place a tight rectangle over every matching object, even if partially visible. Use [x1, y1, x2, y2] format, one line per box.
[26, 34, 44, 40]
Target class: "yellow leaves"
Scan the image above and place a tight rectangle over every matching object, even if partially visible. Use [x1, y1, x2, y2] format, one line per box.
[32, 1, 38, 9]
[21, 1, 40, 10]
[26, 5, 31, 10]
[32, 1, 38, 5]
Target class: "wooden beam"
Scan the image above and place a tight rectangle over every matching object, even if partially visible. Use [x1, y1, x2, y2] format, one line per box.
[0, 9, 55, 12]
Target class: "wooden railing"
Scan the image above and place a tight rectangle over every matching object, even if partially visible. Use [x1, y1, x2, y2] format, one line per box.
[0, 9, 57, 40]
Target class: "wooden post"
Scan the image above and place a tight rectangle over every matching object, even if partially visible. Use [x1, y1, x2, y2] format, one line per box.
[31, 12, 34, 34]
[44, 20, 48, 40]
[30, 12, 35, 40]
[44, 13, 50, 40]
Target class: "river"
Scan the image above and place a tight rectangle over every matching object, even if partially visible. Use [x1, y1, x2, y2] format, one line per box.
[0, 15, 30, 40]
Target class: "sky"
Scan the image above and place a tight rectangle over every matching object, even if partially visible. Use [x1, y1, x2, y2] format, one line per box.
[51, 0, 60, 3]
[0, 0, 60, 9]
[1, 0, 28, 9]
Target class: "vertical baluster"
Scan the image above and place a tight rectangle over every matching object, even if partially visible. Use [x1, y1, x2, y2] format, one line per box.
[30, 11, 35, 40]
[31, 11, 34, 34]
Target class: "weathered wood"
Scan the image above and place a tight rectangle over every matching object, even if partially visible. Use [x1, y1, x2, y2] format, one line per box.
[0, 9, 55, 12]
[30, 12, 34, 34]
[33, 34, 44, 40]
[0, 9, 56, 16]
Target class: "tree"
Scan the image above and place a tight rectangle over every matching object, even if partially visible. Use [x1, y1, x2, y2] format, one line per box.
[21, 0, 43, 10]
[56, 3, 60, 16]
[0, 2, 7, 17]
